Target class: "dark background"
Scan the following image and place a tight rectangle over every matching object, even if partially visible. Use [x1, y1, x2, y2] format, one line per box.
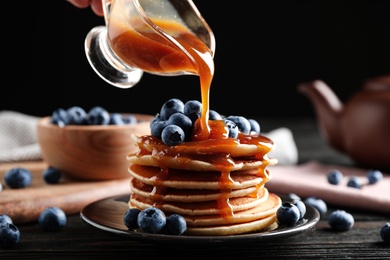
[3, 0, 389, 119]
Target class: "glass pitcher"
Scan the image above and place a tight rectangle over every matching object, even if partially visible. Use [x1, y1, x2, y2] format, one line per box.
[84, 0, 216, 89]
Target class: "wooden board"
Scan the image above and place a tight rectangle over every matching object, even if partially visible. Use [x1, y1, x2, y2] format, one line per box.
[0, 161, 131, 224]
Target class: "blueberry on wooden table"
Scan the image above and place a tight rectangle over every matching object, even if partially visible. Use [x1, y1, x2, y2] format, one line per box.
[328, 210, 354, 231]
[4, 167, 32, 189]
[381, 223, 390, 243]
[0, 223, 20, 248]
[38, 207, 67, 232]
[43, 167, 62, 184]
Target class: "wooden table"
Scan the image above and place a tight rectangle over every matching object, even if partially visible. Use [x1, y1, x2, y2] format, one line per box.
[1, 117, 389, 259]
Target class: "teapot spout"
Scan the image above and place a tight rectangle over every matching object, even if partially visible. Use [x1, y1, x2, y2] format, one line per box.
[298, 80, 345, 152]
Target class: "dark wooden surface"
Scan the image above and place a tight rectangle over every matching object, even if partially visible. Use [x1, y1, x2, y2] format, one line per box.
[1, 117, 389, 259]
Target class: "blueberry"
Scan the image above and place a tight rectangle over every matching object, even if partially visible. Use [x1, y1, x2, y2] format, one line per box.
[285, 193, 301, 201]
[50, 108, 69, 126]
[224, 119, 239, 138]
[327, 169, 343, 185]
[160, 98, 184, 120]
[248, 119, 261, 134]
[122, 114, 137, 125]
[304, 196, 327, 215]
[0, 215, 13, 225]
[137, 207, 166, 234]
[109, 113, 125, 125]
[123, 208, 141, 229]
[161, 125, 185, 146]
[87, 106, 110, 125]
[167, 113, 193, 139]
[38, 207, 67, 232]
[165, 214, 187, 235]
[328, 210, 354, 231]
[347, 176, 362, 189]
[292, 200, 306, 219]
[226, 116, 251, 134]
[184, 100, 202, 123]
[277, 201, 300, 225]
[4, 167, 32, 189]
[151, 118, 168, 139]
[367, 169, 383, 184]
[0, 223, 20, 248]
[209, 110, 223, 120]
[43, 167, 62, 184]
[380, 223, 390, 243]
[67, 106, 87, 125]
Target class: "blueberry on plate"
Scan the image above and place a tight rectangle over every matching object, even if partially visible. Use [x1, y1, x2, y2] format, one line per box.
[0, 223, 20, 248]
[123, 208, 141, 230]
[137, 207, 166, 234]
[43, 167, 62, 184]
[4, 167, 33, 189]
[367, 169, 383, 184]
[276, 201, 300, 225]
[380, 223, 390, 243]
[328, 210, 354, 231]
[327, 169, 343, 185]
[292, 200, 306, 219]
[304, 196, 327, 215]
[38, 207, 67, 232]
[285, 193, 301, 201]
[165, 214, 187, 235]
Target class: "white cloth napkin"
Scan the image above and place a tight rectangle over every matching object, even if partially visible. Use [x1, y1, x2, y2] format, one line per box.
[0, 110, 299, 165]
[0, 111, 41, 162]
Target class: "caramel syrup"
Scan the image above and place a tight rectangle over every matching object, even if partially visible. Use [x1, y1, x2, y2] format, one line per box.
[112, 17, 274, 218]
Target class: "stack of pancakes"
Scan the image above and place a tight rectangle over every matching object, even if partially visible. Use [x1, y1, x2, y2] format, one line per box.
[127, 131, 281, 236]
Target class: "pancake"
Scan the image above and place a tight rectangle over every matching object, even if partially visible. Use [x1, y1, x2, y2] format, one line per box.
[127, 154, 277, 172]
[130, 178, 259, 202]
[129, 192, 281, 227]
[129, 187, 271, 216]
[185, 214, 278, 236]
[126, 123, 281, 236]
[128, 164, 270, 190]
[130, 133, 274, 158]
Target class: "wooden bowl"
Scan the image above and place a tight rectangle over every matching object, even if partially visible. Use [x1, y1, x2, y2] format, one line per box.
[36, 114, 153, 181]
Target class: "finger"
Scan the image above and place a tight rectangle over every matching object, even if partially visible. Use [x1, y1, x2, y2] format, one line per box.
[91, 0, 104, 16]
[66, 0, 92, 9]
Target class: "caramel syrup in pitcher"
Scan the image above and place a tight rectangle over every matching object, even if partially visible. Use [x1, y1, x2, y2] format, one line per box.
[108, 16, 214, 139]
[112, 8, 275, 218]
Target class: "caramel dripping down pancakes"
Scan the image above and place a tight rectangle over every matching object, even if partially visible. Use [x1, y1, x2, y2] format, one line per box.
[126, 121, 282, 236]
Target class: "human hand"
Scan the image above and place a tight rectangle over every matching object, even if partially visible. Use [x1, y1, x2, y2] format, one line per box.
[67, 0, 104, 16]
